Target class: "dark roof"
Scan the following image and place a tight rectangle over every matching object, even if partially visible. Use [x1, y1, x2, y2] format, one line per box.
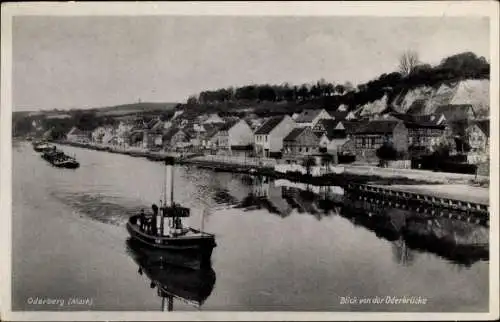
[406, 99, 428, 115]
[162, 128, 180, 142]
[219, 119, 240, 131]
[254, 115, 286, 135]
[295, 109, 324, 123]
[475, 120, 490, 137]
[200, 123, 220, 138]
[325, 129, 347, 140]
[163, 128, 191, 142]
[315, 119, 347, 140]
[68, 127, 86, 135]
[411, 114, 446, 128]
[354, 120, 400, 135]
[284, 128, 306, 141]
[434, 104, 475, 121]
[329, 111, 349, 120]
[313, 131, 324, 138]
[149, 120, 164, 133]
[390, 112, 445, 129]
[342, 121, 362, 134]
[316, 119, 341, 130]
[390, 112, 414, 123]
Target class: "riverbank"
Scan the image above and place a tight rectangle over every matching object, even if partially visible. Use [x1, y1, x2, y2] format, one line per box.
[52, 140, 489, 207]
[53, 140, 445, 185]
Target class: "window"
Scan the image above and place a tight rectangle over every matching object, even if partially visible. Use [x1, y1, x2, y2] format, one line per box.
[306, 147, 309, 153]
[265, 136, 268, 142]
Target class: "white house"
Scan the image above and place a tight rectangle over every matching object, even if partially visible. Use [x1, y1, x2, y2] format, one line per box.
[116, 121, 134, 147]
[294, 109, 332, 127]
[215, 119, 254, 151]
[254, 115, 296, 157]
[66, 127, 91, 143]
[92, 125, 116, 144]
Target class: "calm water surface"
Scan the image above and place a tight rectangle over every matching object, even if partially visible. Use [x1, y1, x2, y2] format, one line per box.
[12, 142, 489, 311]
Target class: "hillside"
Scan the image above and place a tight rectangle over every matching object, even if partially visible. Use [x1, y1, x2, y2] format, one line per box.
[90, 102, 179, 117]
[391, 79, 490, 116]
[354, 79, 490, 117]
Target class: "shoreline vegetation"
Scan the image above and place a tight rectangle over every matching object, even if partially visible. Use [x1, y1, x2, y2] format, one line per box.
[44, 139, 489, 207]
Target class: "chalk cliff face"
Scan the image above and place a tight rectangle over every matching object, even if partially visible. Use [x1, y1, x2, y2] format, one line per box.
[392, 79, 490, 116]
[355, 93, 389, 117]
[356, 79, 490, 117]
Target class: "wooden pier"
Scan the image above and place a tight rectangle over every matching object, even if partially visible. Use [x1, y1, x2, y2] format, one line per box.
[345, 184, 490, 227]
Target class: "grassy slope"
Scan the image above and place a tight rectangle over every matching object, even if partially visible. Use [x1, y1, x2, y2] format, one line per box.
[13, 102, 180, 118]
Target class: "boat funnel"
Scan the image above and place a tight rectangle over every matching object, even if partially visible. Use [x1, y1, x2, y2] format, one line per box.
[165, 156, 175, 166]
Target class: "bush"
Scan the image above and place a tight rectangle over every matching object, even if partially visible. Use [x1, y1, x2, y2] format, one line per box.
[376, 142, 398, 167]
[338, 154, 356, 164]
[440, 162, 477, 174]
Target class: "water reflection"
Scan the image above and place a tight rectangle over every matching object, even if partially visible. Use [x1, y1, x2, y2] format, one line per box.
[236, 175, 488, 268]
[126, 238, 216, 311]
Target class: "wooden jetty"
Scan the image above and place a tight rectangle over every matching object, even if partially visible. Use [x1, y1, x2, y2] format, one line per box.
[345, 183, 490, 227]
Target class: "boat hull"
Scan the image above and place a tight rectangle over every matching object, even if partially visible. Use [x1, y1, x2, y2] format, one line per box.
[126, 217, 216, 270]
[41, 150, 80, 169]
[52, 161, 80, 169]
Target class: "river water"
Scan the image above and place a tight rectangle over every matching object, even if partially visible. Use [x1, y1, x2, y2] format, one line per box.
[12, 141, 489, 312]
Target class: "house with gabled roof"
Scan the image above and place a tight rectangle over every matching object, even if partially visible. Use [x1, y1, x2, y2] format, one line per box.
[352, 120, 409, 160]
[199, 123, 223, 150]
[92, 125, 117, 145]
[214, 119, 254, 154]
[66, 127, 91, 143]
[434, 104, 476, 122]
[466, 119, 490, 153]
[283, 127, 322, 162]
[312, 119, 349, 154]
[295, 109, 332, 127]
[254, 115, 296, 158]
[141, 119, 165, 149]
[163, 127, 192, 151]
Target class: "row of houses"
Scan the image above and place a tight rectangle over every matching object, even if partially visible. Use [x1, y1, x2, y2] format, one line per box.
[64, 102, 489, 164]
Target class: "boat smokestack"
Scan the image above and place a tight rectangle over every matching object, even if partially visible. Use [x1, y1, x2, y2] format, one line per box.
[165, 157, 175, 206]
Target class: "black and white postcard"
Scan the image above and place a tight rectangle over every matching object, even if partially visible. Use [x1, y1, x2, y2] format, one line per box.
[1, 2, 498, 321]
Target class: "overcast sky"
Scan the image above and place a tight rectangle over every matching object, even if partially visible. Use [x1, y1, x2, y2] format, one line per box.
[12, 16, 489, 111]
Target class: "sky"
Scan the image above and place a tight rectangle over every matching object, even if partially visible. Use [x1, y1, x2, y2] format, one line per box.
[12, 16, 490, 111]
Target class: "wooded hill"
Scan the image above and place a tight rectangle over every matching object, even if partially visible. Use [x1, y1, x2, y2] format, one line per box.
[180, 51, 490, 117]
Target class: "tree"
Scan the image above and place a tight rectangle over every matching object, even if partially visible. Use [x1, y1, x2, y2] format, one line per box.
[321, 153, 335, 173]
[297, 84, 310, 101]
[343, 81, 354, 92]
[334, 84, 346, 95]
[258, 85, 277, 101]
[186, 95, 198, 105]
[302, 156, 317, 176]
[399, 50, 420, 76]
[376, 141, 398, 167]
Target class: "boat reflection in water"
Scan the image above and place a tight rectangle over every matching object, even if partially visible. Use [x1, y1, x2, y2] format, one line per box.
[126, 238, 216, 311]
